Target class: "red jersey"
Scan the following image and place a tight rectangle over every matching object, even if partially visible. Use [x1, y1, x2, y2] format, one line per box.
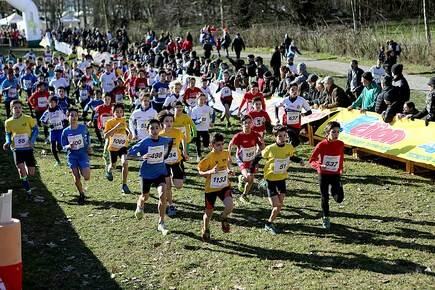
[183, 87, 202, 107]
[125, 76, 137, 96]
[95, 104, 113, 129]
[28, 91, 49, 112]
[258, 78, 265, 92]
[230, 131, 263, 163]
[238, 92, 266, 114]
[167, 41, 177, 55]
[134, 77, 148, 90]
[111, 86, 125, 104]
[181, 40, 193, 52]
[248, 110, 271, 134]
[309, 139, 344, 175]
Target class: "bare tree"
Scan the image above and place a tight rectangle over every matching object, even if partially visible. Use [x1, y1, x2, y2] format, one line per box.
[423, 0, 432, 47]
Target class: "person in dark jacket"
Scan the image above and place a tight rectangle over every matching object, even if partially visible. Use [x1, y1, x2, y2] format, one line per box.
[320, 76, 350, 109]
[383, 50, 397, 76]
[221, 31, 232, 57]
[245, 54, 257, 81]
[375, 75, 399, 114]
[411, 77, 435, 126]
[270, 46, 282, 80]
[345, 59, 364, 102]
[391, 64, 410, 106]
[231, 33, 245, 59]
[303, 74, 320, 105]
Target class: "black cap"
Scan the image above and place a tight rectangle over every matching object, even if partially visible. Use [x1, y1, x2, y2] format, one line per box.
[391, 64, 403, 75]
[307, 74, 318, 82]
[362, 72, 373, 82]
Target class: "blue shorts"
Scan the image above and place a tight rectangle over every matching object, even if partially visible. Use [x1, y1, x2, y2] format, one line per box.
[50, 129, 63, 144]
[67, 153, 90, 169]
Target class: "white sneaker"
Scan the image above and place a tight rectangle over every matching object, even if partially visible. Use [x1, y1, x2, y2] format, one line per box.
[134, 206, 144, 219]
[157, 222, 169, 236]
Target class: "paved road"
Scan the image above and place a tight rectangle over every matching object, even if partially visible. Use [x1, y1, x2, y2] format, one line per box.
[222, 50, 430, 92]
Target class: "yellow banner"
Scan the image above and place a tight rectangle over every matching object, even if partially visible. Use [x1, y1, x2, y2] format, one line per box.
[316, 110, 435, 167]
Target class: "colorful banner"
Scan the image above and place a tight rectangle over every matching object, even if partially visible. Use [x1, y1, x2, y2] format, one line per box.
[316, 110, 435, 166]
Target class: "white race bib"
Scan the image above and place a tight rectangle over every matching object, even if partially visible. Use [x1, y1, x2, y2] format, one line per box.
[8, 88, 17, 98]
[242, 147, 256, 162]
[165, 148, 179, 164]
[24, 80, 32, 88]
[68, 134, 84, 150]
[147, 145, 164, 164]
[51, 118, 63, 130]
[14, 134, 30, 149]
[273, 158, 289, 174]
[37, 97, 48, 108]
[286, 111, 300, 125]
[111, 134, 127, 149]
[210, 170, 229, 189]
[322, 155, 340, 172]
[253, 117, 264, 127]
[187, 98, 197, 107]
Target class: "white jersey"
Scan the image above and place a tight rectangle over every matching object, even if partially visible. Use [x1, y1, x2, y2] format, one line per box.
[49, 77, 69, 92]
[99, 72, 117, 93]
[369, 66, 386, 84]
[163, 93, 183, 110]
[129, 106, 158, 140]
[191, 105, 214, 132]
[276, 96, 311, 127]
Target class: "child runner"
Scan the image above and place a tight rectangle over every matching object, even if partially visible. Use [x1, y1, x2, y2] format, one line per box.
[40, 96, 68, 165]
[228, 115, 264, 203]
[308, 121, 345, 230]
[3, 100, 38, 199]
[75, 79, 93, 121]
[197, 132, 234, 242]
[61, 108, 92, 205]
[151, 70, 170, 112]
[84, 89, 104, 144]
[163, 80, 183, 112]
[183, 77, 202, 114]
[158, 111, 188, 217]
[129, 92, 158, 141]
[191, 93, 214, 161]
[238, 82, 266, 117]
[104, 104, 131, 194]
[174, 101, 196, 153]
[250, 125, 304, 234]
[275, 82, 312, 147]
[28, 82, 49, 142]
[247, 96, 272, 138]
[128, 119, 173, 236]
[95, 93, 114, 167]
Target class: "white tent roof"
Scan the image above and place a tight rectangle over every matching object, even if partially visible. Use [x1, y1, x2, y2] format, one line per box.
[0, 12, 23, 25]
[60, 15, 80, 24]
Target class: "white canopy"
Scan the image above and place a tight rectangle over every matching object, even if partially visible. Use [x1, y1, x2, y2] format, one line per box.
[60, 15, 80, 25]
[0, 12, 23, 25]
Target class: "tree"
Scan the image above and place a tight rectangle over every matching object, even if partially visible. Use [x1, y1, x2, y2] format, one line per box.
[423, 0, 432, 47]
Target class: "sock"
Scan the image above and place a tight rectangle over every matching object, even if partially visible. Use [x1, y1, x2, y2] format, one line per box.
[21, 176, 31, 192]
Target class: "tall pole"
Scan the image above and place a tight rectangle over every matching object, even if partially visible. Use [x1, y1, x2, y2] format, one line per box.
[423, 0, 432, 47]
[220, 0, 224, 29]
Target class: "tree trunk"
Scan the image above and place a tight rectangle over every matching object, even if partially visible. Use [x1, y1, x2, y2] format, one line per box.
[220, 0, 224, 28]
[351, 0, 357, 31]
[423, 0, 432, 47]
[82, 0, 87, 26]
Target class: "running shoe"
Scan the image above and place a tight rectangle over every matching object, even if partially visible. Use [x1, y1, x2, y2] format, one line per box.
[121, 184, 131, 194]
[157, 222, 169, 236]
[77, 193, 85, 205]
[201, 227, 211, 242]
[55, 161, 61, 166]
[134, 206, 144, 219]
[322, 217, 331, 230]
[221, 216, 230, 233]
[264, 222, 278, 235]
[105, 170, 113, 181]
[167, 205, 177, 217]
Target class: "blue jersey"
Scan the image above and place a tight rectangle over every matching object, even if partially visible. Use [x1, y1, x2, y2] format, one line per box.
[152, 81, 170, 104]
[128, 136, 172, 179]
[1, 78, 20, 102]
[84, 99, 104, 120]
[21, 73, 37, 90]
[57, 97, 69, 113]
[61, 124, 90, 158]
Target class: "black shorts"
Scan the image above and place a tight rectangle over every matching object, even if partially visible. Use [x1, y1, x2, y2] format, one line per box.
[205, 187, 232, 210]
[266, 179, 286, 197]
[196, 131, 210, 147]
[220, 96, 233, 107]
[13, 149, 36, 167]
[110, 147, 128, 163]
[165, 162, 185, 179]
[141, 175, 167, 193]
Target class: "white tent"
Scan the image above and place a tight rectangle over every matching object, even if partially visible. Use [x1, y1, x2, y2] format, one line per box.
[60, 15, 80, 25]
[0, 12, 23, 25]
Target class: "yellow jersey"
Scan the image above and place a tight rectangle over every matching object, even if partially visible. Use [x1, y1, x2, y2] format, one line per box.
[5, 114, 36, 150]
[174, 113, 195, 143]
[104, 117, 129, 151]
[159, 127, 184, 164]
[198, 150, 231, 193]
[261, 143, 295, 181]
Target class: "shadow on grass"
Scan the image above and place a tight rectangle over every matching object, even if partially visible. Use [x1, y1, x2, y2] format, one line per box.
[0, 122, 120, 289]
[175, 230, 435, 276]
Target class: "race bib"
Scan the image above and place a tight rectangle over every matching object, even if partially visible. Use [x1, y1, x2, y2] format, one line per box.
[115, 94, 124, 103]
[37, 97, 48, 108]
[242, 147, 256, 162]
[112, 134, 127, 149]
[8, 88, 17, 98]
[187, 98, 197, 107]
[165, 148, 179, 164]
[68, 134, 84, 150]
[51, 118, 63, 130]
[14, 134, 29, 149]
[24, 80, 32, 88]
[322, 155, 340, 172]
[274, 158, 289, 174]
[79, 90, 89, 101]
[220, 87, 231, 97]
[286, 111, 300, 125]
[210, 170, 229, 189]
[200, 115, 208, 123]
[147, 145, 164, 164]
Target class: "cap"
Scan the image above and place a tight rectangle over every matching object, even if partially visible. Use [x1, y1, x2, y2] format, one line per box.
[307, 74, 318, 82]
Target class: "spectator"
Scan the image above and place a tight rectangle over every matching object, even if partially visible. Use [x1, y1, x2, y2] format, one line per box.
[375, 75, 399, 114]
[345, 59, 364, 102]
[411, 77, 435, 126]
[391, 64, 410, 106]
[231, 33, 245, 59]
[270, 46, 281, 80]
[397, 101, 419, 119]
[320, 76, 350, 109]
[369, 58, 386, 86]
[348, 72, 380, 112]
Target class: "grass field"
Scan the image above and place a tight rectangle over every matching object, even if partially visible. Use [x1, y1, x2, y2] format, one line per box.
[1, 91, 434, 289]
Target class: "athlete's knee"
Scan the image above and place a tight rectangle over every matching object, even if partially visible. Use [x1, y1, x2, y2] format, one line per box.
[173, 179, 183, 189]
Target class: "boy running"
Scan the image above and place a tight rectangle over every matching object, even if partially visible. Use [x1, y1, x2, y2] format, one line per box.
[128, 119, 173, 235]
[308, 121, 345, 230]
[191, 93, 214, 161]
[129, 92, 158, 141]
[247, 96, 272, 138]
[197, 132, 234, 242]
[61, 108, 92, 205]
[3, 100, 38, 199]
